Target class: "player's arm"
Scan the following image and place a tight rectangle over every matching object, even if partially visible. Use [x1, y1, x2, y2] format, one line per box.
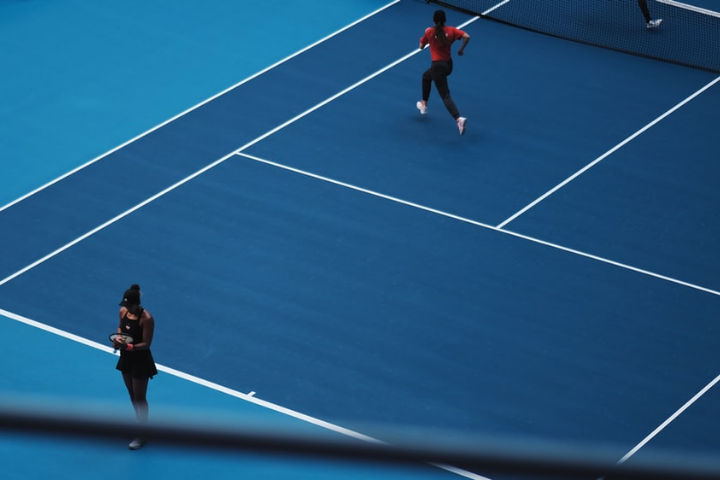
[457, 32, 470, 56]
[117, 307, 126, 333]
[134, 313, 155, 350]
[113, 310, 125, 348]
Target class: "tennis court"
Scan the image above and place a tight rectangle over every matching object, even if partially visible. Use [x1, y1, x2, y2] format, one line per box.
[1, 1, 719, 479]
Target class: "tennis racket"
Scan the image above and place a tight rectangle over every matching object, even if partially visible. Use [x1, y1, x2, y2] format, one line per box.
[109, 332, 133, 353]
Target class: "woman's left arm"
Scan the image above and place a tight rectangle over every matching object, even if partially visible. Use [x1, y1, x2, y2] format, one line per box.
[134, 312, 155, 350]
[457, 32, 470, 56]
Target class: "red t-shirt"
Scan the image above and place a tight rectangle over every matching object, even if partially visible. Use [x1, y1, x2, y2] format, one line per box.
[420, 26, 466, 61]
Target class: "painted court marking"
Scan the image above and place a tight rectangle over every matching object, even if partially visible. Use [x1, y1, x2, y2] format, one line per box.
[234, 151, 720, 299]
[0, 0, 717, 473]
[497, 75, 720, 229]
[657, 0, 720, 17]
[0, 0, 401, 215]
[3, 302, 720, 474]
[0, 307, 489, 480]
[0, 27, 716, 299]
[617, 371, 720, 464]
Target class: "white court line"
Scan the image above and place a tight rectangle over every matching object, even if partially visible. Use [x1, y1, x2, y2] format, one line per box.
[482, 0, 512, 16]
[0, 0, 716, 470]
[0, 4, 495, 477]
[237, 152, 720, 298]
[496, 75, 720, 229]
[235, 18, 482, 153]
[0, 0, 401, 215]
[237, 152, 498, 224]
[617, 372, 720, 465]
[657, 0, 720, 17]
[500, 226, 720, 297]
[0, 307, 489, 480]
[240, 10, 717, 472]
[0, 4, 716, 297]
[0, 14, 482, 288]
[0, 151, 237, 288]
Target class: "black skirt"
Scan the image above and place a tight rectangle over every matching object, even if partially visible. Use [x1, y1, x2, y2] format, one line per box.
[116, 350, 158, 379]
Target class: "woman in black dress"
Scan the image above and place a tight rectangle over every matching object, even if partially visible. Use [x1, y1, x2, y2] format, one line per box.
[113, 284, 158, 450]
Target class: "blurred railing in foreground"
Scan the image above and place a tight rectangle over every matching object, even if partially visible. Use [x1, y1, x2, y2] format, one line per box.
[1, 401, 719, 479]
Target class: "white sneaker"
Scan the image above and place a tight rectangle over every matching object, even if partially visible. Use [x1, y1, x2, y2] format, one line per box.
[647, 19, 663, 29]
[416, 101, 427, 115]
[456, 117, 467, 135]
[129, 437, 146, 450]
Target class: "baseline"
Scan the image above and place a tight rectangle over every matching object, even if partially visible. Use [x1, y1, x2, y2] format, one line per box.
[0, 307, 487, 480]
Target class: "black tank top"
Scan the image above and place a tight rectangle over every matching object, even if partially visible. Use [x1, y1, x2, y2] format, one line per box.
[120, 308, 144, 345]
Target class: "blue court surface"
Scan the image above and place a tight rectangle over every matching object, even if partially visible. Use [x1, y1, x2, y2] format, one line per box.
[1, 1, 719, 479]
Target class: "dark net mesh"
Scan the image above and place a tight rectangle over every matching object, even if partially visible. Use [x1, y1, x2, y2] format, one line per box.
[427, 0, 720, 73]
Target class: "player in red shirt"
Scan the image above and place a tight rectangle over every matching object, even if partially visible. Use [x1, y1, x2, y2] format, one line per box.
[417, 10, 470, 135]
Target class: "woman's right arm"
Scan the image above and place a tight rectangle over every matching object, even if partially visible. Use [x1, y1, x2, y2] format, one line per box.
[117, 307, 126, 332]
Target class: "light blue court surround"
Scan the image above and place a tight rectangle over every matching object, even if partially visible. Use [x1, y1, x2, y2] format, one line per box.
[1, 0, 719, 478]
[0, 0, 391, 207]
[0, 312, 464, 480]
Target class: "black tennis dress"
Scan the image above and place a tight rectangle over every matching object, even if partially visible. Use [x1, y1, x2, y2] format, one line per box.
[115, 308, 158, 379]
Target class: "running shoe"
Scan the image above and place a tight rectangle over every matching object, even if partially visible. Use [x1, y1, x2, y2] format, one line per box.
[457, 117, 467, 135]
[129, 437, 146, 450]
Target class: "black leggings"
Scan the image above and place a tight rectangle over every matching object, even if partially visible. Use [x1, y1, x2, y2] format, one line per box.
[638, 0, 652, 22]
[422, 60, 460, 119]
[123, 373, 150, 423]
